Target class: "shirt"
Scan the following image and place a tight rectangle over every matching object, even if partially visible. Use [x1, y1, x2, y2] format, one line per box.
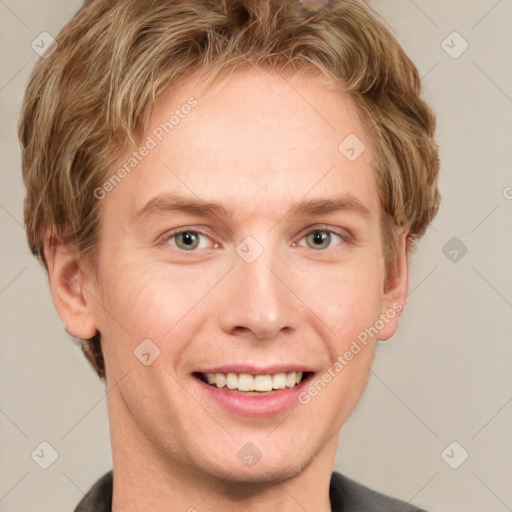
[73, 470, 428, 511]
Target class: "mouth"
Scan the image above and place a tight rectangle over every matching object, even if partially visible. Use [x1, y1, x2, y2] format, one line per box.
[193, 371, 313, 395]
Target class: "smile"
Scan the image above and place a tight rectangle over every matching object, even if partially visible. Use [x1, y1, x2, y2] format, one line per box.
[198, 371, 310, 393]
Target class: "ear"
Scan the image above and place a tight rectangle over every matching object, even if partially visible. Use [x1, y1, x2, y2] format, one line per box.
[377, 231, 410, 341]
[43, 229, 98, 340]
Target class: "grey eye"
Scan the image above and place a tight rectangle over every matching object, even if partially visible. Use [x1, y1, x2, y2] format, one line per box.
[304, 230, 336, 250]
[174, 231, 201, 250]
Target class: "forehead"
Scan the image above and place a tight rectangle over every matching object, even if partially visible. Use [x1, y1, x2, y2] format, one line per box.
[103, 67, 380, 224]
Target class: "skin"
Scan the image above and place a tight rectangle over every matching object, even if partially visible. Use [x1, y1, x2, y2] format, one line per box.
[45, 67, 409, 511]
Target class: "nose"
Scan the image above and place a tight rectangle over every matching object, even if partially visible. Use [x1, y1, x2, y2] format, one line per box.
[218, 237, 299, 341]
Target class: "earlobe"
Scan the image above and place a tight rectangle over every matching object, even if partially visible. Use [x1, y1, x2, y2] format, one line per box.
[377, 231, 410, 341]
[43, 229, 98, 340]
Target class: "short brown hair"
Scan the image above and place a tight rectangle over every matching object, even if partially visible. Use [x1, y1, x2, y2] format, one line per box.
[18, 0, 440, 380]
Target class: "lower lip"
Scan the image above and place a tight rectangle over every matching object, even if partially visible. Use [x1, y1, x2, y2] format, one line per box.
[193, 375, 313, 418]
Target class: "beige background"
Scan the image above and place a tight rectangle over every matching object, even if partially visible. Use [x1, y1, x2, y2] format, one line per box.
[1, 1, 511, 511]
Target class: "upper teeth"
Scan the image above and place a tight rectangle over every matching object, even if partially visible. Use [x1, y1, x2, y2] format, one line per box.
[203, 372, 304, 392]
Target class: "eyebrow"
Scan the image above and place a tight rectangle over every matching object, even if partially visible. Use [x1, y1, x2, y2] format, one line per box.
[135, 192, 371, 222]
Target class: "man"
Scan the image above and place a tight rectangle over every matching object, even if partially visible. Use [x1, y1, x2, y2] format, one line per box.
[18, 0, 439, 510]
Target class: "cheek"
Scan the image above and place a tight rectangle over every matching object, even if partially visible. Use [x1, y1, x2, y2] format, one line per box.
[93, 261, 224, 353]
[298, 257, 386, 344]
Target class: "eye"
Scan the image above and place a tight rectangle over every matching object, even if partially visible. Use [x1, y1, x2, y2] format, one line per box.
[297, 228, 347, 250]
[162, 229, 215, 251]
[160, 226, 349, 253]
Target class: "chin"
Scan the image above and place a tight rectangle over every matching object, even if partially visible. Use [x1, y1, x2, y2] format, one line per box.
[217, 464, 304, 487]
[200, 445, 317, 488]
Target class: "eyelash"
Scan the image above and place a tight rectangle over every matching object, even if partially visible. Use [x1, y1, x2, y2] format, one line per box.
[159, 225, 351, 253]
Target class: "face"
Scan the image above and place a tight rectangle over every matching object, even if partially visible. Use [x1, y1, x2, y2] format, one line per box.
[84, 68, 406, 484]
